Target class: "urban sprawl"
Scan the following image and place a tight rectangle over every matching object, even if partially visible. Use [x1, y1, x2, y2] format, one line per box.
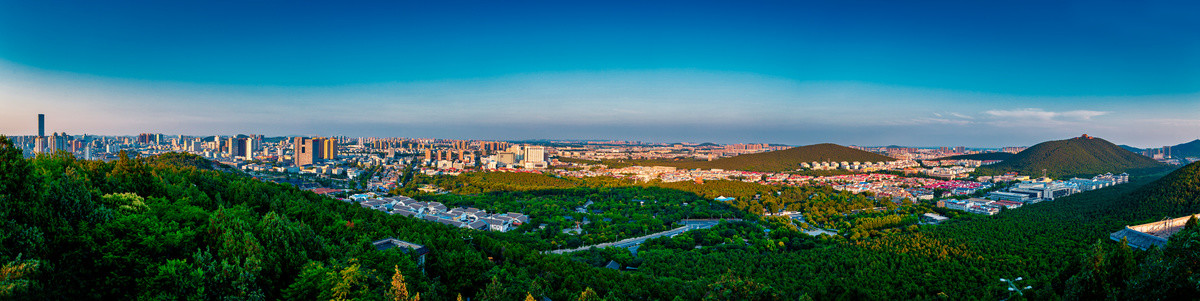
[11, 114, 1185, 232]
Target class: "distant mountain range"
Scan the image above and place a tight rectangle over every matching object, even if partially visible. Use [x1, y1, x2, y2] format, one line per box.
[626, 143, 896, 172]
[935, 152, 1015, 161]
[974, 135, 1168, 178]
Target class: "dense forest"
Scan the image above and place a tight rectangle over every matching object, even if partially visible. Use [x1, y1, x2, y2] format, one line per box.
[3, 136, 1200, 300]
[418, 186, 748, 249]
[975, 136, 1169, 178]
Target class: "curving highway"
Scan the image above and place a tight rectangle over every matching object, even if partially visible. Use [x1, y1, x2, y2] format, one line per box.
[545, 219, 738, 254]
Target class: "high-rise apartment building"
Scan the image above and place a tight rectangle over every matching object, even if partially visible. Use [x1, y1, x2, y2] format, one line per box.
[293, 137, 336, 166]
[33, 114, 47, 154]
[227, 137, 254, 159]
[524, 146, 545, 163]
[320, 138, 337, 160]
[294, 137, 316, 166]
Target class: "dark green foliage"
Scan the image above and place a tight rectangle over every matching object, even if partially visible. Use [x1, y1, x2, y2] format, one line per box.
[418, 182, 747, 249]
[975, 136, 1168, 178]
[1126, 161, 1200, 218]
[1062, 240, 1136, 300]
[1064, 216, 1200, 300]
[935, 152, 1015, 161]
[141, 151, 219, 170]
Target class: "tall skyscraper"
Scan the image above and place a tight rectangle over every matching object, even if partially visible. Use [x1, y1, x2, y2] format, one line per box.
[33, 114, 47, 154]
[227, 137, 253, 159]
[319, 138, 337, 160]
[243, 138, 254, 159]
[50, 132, 68, 153]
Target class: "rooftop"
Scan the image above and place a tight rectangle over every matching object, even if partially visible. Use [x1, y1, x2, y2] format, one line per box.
[1111, 214, 1200, 250]
[371, 237, 429, 255]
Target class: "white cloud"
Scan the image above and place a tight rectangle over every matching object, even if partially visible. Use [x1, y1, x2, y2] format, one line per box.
[948, 112, 974, 119]
[984, 108, 1108, 121]
[1059, 110, 1109, 120]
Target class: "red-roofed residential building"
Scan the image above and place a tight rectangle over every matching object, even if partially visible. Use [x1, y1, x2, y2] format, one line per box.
[309, 188, 342, 195]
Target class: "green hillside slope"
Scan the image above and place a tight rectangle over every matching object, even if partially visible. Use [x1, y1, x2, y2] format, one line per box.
[975, 135, 1168, 178]
[1124, 161, 1200, 219]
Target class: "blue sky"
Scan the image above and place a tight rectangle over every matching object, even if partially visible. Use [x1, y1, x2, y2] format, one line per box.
[1, 0, 1198, 147]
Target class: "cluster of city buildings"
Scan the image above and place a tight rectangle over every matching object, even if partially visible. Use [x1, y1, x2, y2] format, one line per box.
[987, 173, 1129, 203]
[551, 161, 918, 183]
[801, 160, 917, 171]
[356, 195, 530, 232]
[938, 172, 1130, 215]
[850, 145, 1027, 160]
[816, 174, 993, 201]
[14, 114, 102, 159]
[1139, 145, 1200, 165]
[915, 165, 977, 179]
[556, 142, 788, 161]
[939, 198, 1009, 215]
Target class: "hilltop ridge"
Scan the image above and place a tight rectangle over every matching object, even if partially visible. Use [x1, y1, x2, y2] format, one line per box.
[975, 134, 1167, 178]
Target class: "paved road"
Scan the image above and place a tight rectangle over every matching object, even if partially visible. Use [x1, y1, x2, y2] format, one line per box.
[546, 219, 739, 254]
[803, 228, 838, 236]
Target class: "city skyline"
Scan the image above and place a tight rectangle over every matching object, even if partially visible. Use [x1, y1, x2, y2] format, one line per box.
[2, 1, 1199, 147]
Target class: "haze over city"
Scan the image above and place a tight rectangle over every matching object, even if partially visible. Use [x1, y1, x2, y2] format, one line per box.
[2, 0, 1199, 147]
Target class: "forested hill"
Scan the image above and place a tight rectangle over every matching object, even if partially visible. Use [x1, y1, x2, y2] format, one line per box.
[1124, 161, 1200, 219]
[140, 151, 224, 171]
[974, 135, 1168, 178]
[935, 152, 1015, 161]
[624, 143, 896, 172]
